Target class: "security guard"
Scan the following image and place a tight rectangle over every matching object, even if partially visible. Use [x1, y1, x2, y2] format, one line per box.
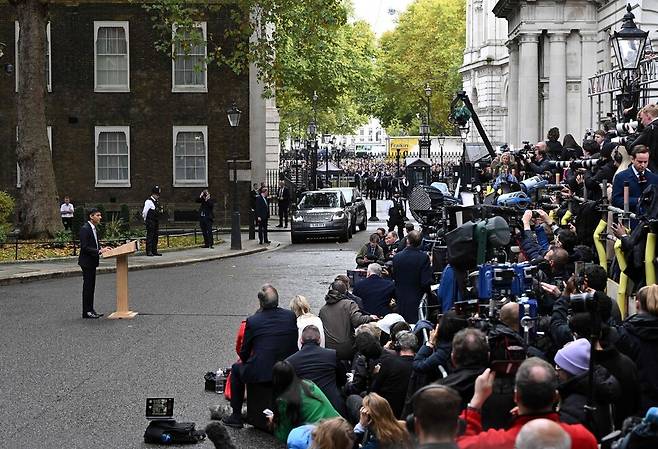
[142, 185, 162, 256]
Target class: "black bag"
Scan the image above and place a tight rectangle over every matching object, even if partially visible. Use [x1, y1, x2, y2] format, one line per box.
[144, 420, 206, 444]
[204, 371, 217, 391]
[446, 221, 476, 270]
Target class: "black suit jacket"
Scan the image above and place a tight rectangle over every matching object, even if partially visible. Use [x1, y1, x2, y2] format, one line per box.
[352, 275, 395, 317]
[286, 342, 345, 414]
[392, 246, 433, 323]
[255, 195, 270, 220]
[78, 222, 100, 268]
[239, 307, 298, 383]
[277, 186, 290, 207]
[629, 120, 658, 172]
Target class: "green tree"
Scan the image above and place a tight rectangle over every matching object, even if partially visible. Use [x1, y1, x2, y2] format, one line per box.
[373, 0, 466, 135]
[277, 19, 378, 137]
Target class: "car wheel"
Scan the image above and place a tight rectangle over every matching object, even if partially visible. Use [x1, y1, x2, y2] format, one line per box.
[339, 227, 349, 243]
[359, 216, 368, 231]
[291, 233, 303, 244]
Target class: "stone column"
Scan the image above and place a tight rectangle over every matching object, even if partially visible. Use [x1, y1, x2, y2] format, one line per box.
[507, 39, 519, 146]
[518, 33, 540, 143]
[580, 32, 598, 132]
[548, 32, 568, 135]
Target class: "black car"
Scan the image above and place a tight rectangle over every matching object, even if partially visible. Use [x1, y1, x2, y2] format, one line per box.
[290, 190, 353, 244]
[323, 187, 368, 233]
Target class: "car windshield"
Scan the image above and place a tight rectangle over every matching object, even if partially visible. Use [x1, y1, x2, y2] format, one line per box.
[338, 189, 353, 202]
[299, 192, 340, 209]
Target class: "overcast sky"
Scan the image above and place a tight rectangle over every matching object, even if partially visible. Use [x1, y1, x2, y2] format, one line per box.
[352, 0, 414, 36]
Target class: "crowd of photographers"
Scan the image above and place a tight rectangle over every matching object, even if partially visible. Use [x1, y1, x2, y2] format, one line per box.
[207, 106, 658, 449]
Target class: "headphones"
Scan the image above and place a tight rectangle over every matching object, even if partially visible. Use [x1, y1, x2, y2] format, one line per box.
[404, 384, 465, 434]
[613, 144, 623, 164]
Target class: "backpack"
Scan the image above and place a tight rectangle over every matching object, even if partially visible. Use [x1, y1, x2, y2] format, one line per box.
[144, 420, 206, 444]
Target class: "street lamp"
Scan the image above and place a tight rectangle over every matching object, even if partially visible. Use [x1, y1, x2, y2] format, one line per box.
[611, 4, 648, 117]
[309, 90, 319, 190]
[226, 102, 242, 250]
[424, 83, 432, 158]
[438, 135, 446, 178]
[327, 136, 336, 187]
[611, 4, 648, 72]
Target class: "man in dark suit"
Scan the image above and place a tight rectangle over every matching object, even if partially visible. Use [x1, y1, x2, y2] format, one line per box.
[222, 284, 298, 428]
[196, 189, 215, 248]
[286, 325, 346, 417]
[255, 187, 270, 244]
[78, 208, 109, 319]
[353, 263, 395, 317]
[276, 180, 291, 228]
[391, 230, 433, 323]
[612, 145, 658, 213]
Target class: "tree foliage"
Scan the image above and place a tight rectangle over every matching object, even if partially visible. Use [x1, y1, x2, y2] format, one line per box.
[143, 1, 378, 137]
[373, 0, 466, 136]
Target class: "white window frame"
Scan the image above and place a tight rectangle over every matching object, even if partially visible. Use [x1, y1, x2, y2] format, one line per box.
[94, 126, 131, 187]
[171, 22, 208, 93]
[93, 21, 130, 92]
[15, 21, 52, 92]
[172, 126, 208, 187]
[17, 126, 52, 188]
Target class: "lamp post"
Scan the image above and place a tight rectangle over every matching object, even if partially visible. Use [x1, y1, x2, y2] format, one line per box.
[294, 137, 301, 186]
[424, 83, 432, 158]
[227, 103, 242, 250]
[438, 135, 446, 179]
[419, 118, 430, 159]
[309, 90, 319, 189]
[610, 4, 648, 115]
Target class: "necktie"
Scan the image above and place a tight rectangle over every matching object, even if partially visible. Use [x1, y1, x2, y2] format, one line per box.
[639, 172, 647, 183]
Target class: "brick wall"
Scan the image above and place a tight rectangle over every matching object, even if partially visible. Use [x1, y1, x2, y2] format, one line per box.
[0, 2, 252, 220]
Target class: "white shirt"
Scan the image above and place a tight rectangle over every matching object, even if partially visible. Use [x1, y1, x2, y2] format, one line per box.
[142, 197, 156, 221]
[60, 202, 74, 218]
[88, 221, 99, 249]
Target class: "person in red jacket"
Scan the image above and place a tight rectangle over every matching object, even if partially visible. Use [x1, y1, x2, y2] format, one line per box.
[456, 358, 597, 449]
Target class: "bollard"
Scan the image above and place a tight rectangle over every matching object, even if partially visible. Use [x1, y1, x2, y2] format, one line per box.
[194, 228, 197, 244]
[248, 209, 255, 240]
[166, 232, 170, 248]
[369, 198, 379, 221]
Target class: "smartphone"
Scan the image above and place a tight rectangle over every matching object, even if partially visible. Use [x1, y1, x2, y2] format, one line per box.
[574, 261, 584, 277]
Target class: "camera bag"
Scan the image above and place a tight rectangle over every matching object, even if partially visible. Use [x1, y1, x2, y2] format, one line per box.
[144, 420, 206, 444]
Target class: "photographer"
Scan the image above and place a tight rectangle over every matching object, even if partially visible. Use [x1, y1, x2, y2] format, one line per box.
[627, 104, 658, 172]
[196, 189, 215, 248]
[583, 142, 617, 199]
[527, 142, 553, 176]
[546, 127, 565, 160]
[520, 210, 569, 282]
[565, 140, 599, 196]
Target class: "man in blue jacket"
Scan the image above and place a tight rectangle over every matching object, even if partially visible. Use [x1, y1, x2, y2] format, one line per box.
[353, 263, 395, 317]
[392, 231, 433, 323]
[222, 284, 298, 428]
[612, 145, 658, 213]
[286, 325, 346, 417]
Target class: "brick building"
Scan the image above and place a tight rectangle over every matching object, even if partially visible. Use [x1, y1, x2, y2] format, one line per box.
[0, 1, 280, 222]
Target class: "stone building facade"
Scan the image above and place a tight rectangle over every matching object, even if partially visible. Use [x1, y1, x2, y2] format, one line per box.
[0, 1, 279, 220]
[462, 0, 658, 147]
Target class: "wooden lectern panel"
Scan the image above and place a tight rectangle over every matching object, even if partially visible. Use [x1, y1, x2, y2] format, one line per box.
[102, 240, 137, 258]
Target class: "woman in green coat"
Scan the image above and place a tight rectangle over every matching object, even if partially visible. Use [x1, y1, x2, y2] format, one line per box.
[270, 361, 340, 442]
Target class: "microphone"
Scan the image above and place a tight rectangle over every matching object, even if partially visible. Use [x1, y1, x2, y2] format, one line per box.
[205, 421, 237, 449]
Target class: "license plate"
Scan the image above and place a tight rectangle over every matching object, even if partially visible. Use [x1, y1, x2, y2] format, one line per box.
[309, 223, 325, 228]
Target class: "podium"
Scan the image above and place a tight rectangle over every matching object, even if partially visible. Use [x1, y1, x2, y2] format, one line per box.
[102, 240, 138, 319]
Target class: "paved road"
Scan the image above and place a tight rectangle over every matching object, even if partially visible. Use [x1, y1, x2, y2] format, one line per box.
[0, 200, 395, 449]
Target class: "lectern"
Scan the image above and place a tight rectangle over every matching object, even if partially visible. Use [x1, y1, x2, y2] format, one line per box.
[102, 240, 138, 319]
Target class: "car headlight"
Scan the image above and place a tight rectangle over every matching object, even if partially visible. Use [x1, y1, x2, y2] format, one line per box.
[292, 215, 304, 222]
[332, 211, 345, 220]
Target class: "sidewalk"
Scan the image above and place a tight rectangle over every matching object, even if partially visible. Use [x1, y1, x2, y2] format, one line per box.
[0, 232, 287, 286]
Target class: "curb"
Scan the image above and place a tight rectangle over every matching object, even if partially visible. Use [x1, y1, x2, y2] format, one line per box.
[0, 243, 281, 286]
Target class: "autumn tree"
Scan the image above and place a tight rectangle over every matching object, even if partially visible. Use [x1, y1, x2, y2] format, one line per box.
[373, 0, 466, 136]
[9, 0, 62, 238]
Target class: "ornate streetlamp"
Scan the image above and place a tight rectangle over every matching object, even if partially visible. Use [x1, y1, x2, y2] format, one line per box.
[226, 103, 242, 250]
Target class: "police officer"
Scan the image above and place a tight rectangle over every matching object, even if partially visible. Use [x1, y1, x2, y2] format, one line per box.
[143, 185, 162, 256]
